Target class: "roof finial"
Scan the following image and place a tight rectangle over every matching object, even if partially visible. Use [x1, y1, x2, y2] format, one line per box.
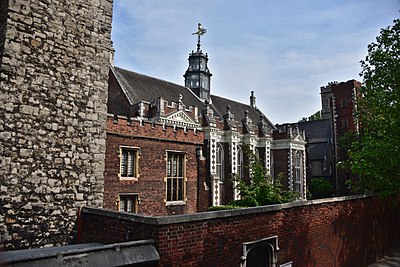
[192, 23, 207, 51]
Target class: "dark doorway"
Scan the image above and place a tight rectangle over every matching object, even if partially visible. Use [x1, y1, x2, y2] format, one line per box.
[247, 245, 272, 267]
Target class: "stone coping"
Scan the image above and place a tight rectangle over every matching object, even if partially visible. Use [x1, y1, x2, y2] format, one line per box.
[0, 240, 157, 264]
[82, 195, 370, 226]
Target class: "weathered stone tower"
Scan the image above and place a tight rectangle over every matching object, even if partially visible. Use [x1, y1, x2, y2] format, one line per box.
[0, 0, 114, 249]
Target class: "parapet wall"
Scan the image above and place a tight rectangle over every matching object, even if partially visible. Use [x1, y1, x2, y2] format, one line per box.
[107, 114, 204, 145]
[81, 195, 400, 267]
[0, 0, 114, 249]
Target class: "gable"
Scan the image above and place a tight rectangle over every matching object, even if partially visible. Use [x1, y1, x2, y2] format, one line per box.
[165, 110, 197, 124]
[293, 134, 306, 143]
[156, 110, 201, 129]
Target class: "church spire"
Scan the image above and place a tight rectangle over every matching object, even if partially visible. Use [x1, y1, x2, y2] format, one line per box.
[184, 23, 213, 101]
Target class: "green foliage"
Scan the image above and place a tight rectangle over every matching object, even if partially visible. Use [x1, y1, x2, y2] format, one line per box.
[347, 19, 400, 196]
[231, 146, 297, 207]
[298, 111, 322, 123]
[309, 178, 334, 199]
[208, 205, 240, 211]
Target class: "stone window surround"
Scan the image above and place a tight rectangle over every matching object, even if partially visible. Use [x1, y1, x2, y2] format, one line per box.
[240, 235, 279, 267]
[118, 193, 140, 213]
[119, 146, 140, 181]
[165, 150, 187, 205]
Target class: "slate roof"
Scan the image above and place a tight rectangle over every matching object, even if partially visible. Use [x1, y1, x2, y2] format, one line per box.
[112, 66, 204, 108]
[111, 66, 275, 129]
[210, 94, 275, 129]
[308, 143, 329, 160]
[296, 119, 332, 161]
[296, 119, 332, 142]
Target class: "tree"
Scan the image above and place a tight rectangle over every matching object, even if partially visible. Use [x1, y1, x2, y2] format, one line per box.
[298, 111, 321, 123]
[231, 146, 296, 207]
[309, 177, 334, 199]
[347, 19, 400, 195]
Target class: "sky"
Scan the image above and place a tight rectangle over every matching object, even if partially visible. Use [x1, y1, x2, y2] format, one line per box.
[111, 0, 399, 124]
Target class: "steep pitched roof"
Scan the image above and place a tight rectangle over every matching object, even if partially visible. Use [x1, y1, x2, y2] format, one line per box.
[297, 119, 332, 143]
[112, 66, 204, 108]
[308, 143, 329, 160]
[210, 95, 275, 130]
[111, 66, 275, 130]
[296, 119, 332, 161]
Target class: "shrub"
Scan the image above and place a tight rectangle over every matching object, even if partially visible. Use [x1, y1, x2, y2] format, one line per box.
[310, 177, 334, 199]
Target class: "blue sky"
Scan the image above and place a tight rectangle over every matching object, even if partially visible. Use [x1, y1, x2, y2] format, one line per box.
[111, 0, 399, 123]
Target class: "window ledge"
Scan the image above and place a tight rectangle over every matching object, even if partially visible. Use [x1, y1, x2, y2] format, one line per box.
[166, 201, 186, 206]
[119, 177, 138, 181]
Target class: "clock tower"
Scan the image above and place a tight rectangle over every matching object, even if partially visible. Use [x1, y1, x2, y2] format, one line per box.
[184, 23, 212, 101]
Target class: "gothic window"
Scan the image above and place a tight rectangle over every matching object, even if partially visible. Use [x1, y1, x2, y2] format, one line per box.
[342, 119, 349, 129]
[118, 194, 139, 213]
[216, 143, 224, 182]
[237, 145, 243, 179]
[254, 148, 260, 161]
[341, 98, 348, 108]
[119, 147, 139, 180]
[166, 152, 186, 203]
[294, 151, 302, 196]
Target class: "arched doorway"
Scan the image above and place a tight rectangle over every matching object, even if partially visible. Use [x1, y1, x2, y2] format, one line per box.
[246, 244, 273, 267]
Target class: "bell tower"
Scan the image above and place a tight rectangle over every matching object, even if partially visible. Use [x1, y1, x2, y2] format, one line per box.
[184, 23, 212, 101]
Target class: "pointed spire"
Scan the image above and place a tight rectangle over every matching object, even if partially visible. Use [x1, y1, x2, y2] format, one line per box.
[177, 93, 184, 111]
[201, 99, 216, 127]
[223, 105, 236, 130]
[241, 110, 253, 134]
[250, 91, 256, 108]
[257, 114, 268, 137]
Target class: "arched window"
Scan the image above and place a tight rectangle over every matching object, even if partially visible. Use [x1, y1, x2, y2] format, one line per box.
[237, 145, 243, 179]
[294, 151, 302, 196]
[254, 148, 260, 161]
[216, 143, 224, 182]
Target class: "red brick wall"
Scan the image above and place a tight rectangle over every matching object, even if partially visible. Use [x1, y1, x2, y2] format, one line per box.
[81, 195, 400, 267]
[272, 149, 289, 188]
[104, 116, 205, 216]
[330, 80, 361, 195]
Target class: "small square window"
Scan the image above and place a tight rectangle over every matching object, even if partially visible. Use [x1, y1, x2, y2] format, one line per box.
[119, 147, 139, 180]
[118, 194, 139, 213]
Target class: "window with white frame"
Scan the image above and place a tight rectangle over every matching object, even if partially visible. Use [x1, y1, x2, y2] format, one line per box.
[294, 151, 302, 195]
[166, 152, 186, 203]
[216, 143, 224, 182]
[118, 194, 139, 213]
[119, 147, 139, 180]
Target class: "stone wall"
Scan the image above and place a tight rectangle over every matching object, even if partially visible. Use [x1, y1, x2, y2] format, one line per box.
[0, 0, 114, 249]
[81, 195, 400, 267]
[0, 0, 8, 64]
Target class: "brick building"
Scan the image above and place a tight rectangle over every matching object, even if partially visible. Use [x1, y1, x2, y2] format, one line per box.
[105, 27, 306, 215]
[320, 80, 361, 195]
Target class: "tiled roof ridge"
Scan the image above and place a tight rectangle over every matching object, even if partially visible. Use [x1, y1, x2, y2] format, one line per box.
[113, 66, 187, 89]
